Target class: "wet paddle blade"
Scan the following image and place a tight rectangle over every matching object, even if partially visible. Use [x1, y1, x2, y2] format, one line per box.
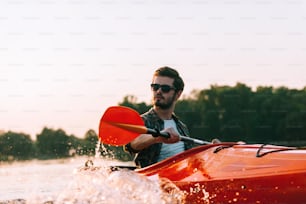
[99, 106, 145, 145]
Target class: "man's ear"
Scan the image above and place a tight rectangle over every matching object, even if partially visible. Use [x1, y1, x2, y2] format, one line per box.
[175, 90, 183, 100]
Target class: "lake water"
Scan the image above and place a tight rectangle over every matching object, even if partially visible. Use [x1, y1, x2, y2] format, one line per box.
[1, 157, 86, 201]
[0, 157, 184, 204]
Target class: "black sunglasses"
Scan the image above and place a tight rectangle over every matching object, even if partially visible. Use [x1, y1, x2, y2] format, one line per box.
[150, 83, 176, 93]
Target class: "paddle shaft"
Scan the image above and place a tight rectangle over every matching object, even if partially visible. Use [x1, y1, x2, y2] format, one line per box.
[146, 127, 210, 145]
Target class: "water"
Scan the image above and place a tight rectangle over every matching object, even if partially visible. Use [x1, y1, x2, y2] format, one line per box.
[0, 158, 78, 201]
[0, 157, 184, 203]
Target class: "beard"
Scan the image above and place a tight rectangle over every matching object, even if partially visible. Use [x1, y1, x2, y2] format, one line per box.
[153, 94, 176, 110]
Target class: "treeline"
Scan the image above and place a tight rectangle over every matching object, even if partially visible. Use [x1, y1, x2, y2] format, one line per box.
[0, 127, 132, 162]
[120, 83, 306, 146]
[1, 83, 305, 162]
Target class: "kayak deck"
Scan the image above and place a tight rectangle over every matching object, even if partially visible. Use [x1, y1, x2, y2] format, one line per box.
[136, 143, 306, 203]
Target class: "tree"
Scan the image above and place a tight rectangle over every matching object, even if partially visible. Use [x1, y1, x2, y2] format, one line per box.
[36, 127, 70, 158]
[81, 129, 99, 156]
[2, 83, 305, 162]
[194, 87, 221, 140]
[176, 92, 203, 139]
[84, 129, 98, 143]
[0, 131, 34, 161]
[116, 84, 306, 146]
[67, 134, 83, 156]
[217, 83, 252, 141]
[119, 95, 150, 114]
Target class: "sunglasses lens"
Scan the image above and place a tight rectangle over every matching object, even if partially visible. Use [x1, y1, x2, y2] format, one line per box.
[160, 85, 171, 92]
[151, 84, 174, 93]
[151, 84, 160, 91]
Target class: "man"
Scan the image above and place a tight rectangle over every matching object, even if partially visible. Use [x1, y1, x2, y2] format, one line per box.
[124, 66, 194, 167]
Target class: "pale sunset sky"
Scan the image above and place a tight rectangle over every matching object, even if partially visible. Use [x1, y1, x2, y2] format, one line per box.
[0, 0, 305, 139]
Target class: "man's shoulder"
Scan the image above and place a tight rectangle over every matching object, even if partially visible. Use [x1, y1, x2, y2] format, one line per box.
[176, 118, 188, 129]
[141, 108, 156, 119]
[141, 108, 163, 128]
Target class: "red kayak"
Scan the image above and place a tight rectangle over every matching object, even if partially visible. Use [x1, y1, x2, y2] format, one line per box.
[136, 143, 306, 204]
[99, 106, 306, 204]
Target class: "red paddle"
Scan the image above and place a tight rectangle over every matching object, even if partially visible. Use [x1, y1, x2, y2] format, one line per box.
[98, 106, 144, 145]
[99, 106, 210, 146]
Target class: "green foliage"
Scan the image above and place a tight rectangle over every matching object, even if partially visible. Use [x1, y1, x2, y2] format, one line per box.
[0, 131, 34, 161]
[0, 127, 133, 161]
[119, 95, 150, 114]
[119, 83, 306, 146]
[1, 83, 305, 161]
[36, 127, 70, 158]
[80, 129, 99, 156]
[67, 135, 84, 156]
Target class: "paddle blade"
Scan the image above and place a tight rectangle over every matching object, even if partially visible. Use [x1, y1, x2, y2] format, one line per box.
[99, 106, 145, 146]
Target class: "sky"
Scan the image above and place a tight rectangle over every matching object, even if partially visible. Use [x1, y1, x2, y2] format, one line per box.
[0, 0, 305, 139]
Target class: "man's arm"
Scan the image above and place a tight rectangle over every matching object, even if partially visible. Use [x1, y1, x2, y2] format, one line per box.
[130, 127, 181, 151]
[130, 134, 158, 151]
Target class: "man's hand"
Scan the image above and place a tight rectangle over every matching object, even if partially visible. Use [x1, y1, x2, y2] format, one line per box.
[155, 127, 180, 144]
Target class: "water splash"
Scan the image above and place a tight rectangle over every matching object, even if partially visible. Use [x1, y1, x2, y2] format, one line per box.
[95, 140, 102, 159]
[53, 165, 185, 204]
[59, 139, 185, 204]
[1, 141, 187, 203]
[18, 140, 185, 204]
[95, 140, 116, 160]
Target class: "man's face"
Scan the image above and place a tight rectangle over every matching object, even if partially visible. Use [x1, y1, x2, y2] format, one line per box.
[151, 76, 179, 109]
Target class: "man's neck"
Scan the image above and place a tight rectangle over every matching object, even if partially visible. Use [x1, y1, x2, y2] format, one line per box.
[153, 106, 174, 120]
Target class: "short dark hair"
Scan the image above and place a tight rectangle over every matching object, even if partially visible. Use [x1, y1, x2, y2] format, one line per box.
[153, 66, 184, 91]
